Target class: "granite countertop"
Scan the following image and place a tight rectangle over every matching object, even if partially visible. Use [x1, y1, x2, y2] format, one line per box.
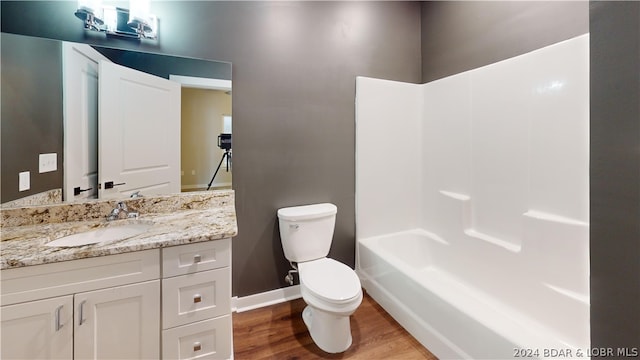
[0, 190, 237, 270]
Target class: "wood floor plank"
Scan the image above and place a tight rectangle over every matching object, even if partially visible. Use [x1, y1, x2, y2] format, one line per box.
[233, 291, 437, 359]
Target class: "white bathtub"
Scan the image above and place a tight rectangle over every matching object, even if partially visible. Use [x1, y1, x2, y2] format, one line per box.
[355, 35, 590, 360]
[357, 229, 587, 360]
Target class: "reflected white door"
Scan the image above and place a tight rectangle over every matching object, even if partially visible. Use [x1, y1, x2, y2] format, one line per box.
[62, 42, 109, 201]
[98, 61, 181, 198]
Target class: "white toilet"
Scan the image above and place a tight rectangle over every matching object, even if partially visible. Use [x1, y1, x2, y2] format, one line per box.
[277, 203, 363, 353]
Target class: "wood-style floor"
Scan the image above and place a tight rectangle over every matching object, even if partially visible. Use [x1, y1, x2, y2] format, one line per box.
[233, 291, 438, 360]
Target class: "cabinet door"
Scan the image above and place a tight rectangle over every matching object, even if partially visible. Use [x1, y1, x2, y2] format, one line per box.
[74, 280, 160, 359]
[1, 295, 73, 360]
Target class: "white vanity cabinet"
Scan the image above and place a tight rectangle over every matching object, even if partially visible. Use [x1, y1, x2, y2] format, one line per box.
[161, 238, 232, 360]
[0, 250, 161, 360]
[0, 239, 233, 360]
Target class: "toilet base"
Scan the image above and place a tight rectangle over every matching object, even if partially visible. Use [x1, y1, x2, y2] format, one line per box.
[302, 305, 353, 353]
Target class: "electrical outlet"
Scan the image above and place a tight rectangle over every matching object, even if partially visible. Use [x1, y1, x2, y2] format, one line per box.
[19, 171, 30, 191]
[191, 170, 196, 175]
[39, 153, 57, 173]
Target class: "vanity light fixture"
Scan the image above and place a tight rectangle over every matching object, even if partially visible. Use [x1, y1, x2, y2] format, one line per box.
[75, 0, 158, 40]
[75, 0, 104, 31]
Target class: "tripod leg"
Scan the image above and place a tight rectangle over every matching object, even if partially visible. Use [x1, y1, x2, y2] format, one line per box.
[207, 153, 227, 190]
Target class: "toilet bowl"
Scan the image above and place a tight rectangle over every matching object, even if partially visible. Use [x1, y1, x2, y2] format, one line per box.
[277, 203, 363, 353]
[299, 258, 363, 353]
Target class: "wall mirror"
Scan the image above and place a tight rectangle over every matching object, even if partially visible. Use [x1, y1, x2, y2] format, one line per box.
[1, 32, 232, 207]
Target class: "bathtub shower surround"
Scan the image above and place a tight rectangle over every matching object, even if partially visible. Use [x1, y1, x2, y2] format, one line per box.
[356, 35, 589, 359]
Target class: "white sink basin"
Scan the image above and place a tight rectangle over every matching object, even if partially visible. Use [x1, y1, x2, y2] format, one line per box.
[46, 223, 152, 247]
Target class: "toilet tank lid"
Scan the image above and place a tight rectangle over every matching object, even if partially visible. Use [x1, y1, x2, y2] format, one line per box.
[277, 203, 337, 221]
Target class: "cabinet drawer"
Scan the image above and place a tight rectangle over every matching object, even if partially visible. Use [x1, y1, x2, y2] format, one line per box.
[162, 268, 230, 329]
[162, 315, 232, 360]
[162, 239, 230, 278]
[1, 249, 160, 306]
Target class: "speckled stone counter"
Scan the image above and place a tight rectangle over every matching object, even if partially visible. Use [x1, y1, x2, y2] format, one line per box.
[1, 188, 63, 208]
[0, 190, 237, 270]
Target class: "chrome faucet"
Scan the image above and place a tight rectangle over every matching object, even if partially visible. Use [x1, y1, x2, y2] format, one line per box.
[106, 201, 139, 221]
[130, 191, 143, 198]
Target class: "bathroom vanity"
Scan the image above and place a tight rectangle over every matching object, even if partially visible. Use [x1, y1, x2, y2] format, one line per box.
[0, 190, 237, 360]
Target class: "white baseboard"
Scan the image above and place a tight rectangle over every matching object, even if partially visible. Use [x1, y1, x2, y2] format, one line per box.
[232, 285, 302, 313]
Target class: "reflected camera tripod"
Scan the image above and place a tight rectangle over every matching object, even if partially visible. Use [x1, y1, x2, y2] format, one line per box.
[207, 133, 232, 190]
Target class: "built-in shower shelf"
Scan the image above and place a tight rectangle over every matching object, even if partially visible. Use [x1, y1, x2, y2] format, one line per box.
[523, 210, 588, 227]
[463, 228, 521, 253]
[438, 190, 470, 201]
[438, 190, 522, 252]
[543, 282, 589, 305]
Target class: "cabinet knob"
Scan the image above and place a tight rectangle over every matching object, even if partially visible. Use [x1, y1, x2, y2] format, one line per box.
[193, 342, 202, 352]
[193, 254, 202, 263]
[193, 294, 202, 303]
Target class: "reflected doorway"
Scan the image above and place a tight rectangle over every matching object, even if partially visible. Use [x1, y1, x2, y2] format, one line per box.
[170, 76, 232, 192]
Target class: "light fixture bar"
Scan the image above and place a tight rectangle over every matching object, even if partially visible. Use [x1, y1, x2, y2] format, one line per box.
[74, 0, 157, 40]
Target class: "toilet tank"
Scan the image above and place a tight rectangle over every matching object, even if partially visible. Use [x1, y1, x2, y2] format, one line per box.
[277, 203, 337, 263]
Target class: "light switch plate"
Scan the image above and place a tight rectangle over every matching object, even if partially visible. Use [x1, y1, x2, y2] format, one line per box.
[39, 153, 57, 173]
[19, 171, 30, 191]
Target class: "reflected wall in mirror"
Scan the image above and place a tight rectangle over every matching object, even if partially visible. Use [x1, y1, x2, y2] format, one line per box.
[1, 32, 232, 207]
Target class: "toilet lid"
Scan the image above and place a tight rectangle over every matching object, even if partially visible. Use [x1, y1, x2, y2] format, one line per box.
[298, 258, 361, 303]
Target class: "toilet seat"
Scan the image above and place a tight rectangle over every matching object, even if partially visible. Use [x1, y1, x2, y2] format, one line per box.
[298, 258, 361, 304]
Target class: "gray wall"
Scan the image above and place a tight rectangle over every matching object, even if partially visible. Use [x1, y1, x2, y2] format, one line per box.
[421, 1, 589, 82]
[1, 1, 422, 297]
[1, 33, 63, 202]
[589, 1, 640, 350]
